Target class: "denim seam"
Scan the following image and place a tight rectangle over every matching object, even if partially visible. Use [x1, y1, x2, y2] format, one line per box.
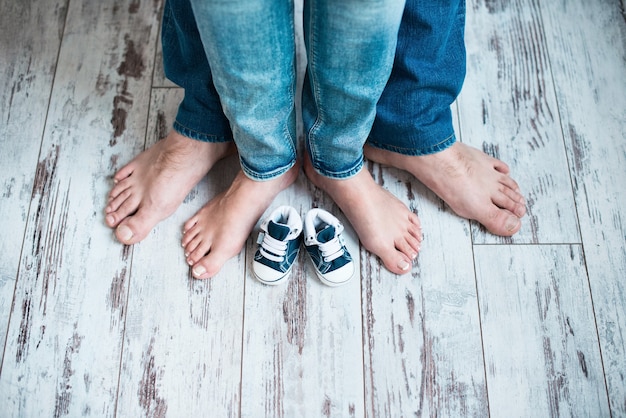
[240, 157, 296, 181]
[173, 120, 232, 143]
[306, 2, 324, 171]
[314, 155, 364, 179]
[367, 132, 456, 156]
[282, 12, 298, 161]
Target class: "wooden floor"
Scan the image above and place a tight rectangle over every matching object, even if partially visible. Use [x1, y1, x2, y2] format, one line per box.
[1, 0, 625, 416]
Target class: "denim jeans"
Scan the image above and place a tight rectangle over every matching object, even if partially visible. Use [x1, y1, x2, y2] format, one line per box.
[369, 0, 466, 155]
[161, 0, 465, 177]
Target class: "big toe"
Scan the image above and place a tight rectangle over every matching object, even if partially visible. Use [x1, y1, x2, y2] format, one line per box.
[191, 236, 250, 279]
[191, 251, 231, 280]
[114, 211, 159, 245]
[372, 245, 413, 275]
[480, 208, 522, 236]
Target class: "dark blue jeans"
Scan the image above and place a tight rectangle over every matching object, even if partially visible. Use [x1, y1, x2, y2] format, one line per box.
[369, 0, 466, 156]
[161, 0, 466, 166]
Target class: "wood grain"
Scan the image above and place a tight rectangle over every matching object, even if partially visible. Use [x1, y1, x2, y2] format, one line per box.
[240, 162, 364, 417]
[0, 0, 161, 415]
[0, 0, 623, 415]
[115, 88, 246, 417]
[0, 0, 68, 364]
[460, 0, 580, 244]
[539, 0, 626, 414]
[475, 245, 610, 416]
[362, 163, 488, 417]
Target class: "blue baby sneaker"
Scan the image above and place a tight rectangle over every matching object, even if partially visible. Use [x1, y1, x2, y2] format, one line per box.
[253, 206, 303, 285]
[304, 209, 355, 286]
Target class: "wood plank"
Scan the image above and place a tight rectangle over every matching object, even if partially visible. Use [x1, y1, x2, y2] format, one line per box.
[475, 245, 609, 416]
[539, 0, 626, 414]
[115, 88, 246, 416]
[240, 6, 366, 413]
[460, 0, 580, 244]
[362, 163, 488, 417]
[0, 0, 162, 415]
[240, 174, 365, 417]
[0, 0, 67, 363]
[239, 5, 366, 414]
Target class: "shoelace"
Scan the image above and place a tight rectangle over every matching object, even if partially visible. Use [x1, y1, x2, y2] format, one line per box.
[318, 236, 344, 263]
[259, 234, 288, 262]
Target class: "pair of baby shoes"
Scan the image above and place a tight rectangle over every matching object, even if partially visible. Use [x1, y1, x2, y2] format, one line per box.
[253, 206, 354, 287]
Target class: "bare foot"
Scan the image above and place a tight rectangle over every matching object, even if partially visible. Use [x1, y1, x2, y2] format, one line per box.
[105, 130, 235, 244]
[364, 142, 526, 236]
[182, 164, 299, 279]
[304, 157, 422, 275]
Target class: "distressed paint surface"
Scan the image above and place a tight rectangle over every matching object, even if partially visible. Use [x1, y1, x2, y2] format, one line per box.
[115, 88, 246, 417]
[539, 0, 626, 414]
[475, 245, 610, 416]
[0, 0, 623, 415]
[460, 0, 580, 244]
[0, 0, 161, 415]
[362, 164, 488, 417]
[0, 0, 68, 362]
[240, 174, 365, 418]
[240, 4, 364, 415]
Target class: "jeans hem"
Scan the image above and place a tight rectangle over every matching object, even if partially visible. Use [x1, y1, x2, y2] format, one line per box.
[173, 120, 234, 143]
[240, 158, 296, 182]
[313, 156, 364, 180]
[366, 133, 456, 157]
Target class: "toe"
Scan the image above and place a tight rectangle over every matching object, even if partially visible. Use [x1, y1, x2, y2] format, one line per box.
[395, 238, 419, 261]
[105, 213, 117, 228]
[191, 248, 233, 279]
[372, 243, 413, 275]
[405, 234, 422, 253]
[182, 224, 201, 248]
[114, 209, 159, 245]
[105, 188, 132, 214]
[493, 186, 526, 218]
[106, 194, 140, 227]
[492, 158, 511, 175]
[115, 224, 135, 244]
[108, 176, 133, 200]
[113, 162, 136, 183]
[408, 211, 421, 227]
[191, 263, 210, 279]
[186, 234, 213, 265]
[407, 221, 423, 242]
[183, 215, 200, 233]
[479, 206, 522, 236]
[499, 174, 521, 194]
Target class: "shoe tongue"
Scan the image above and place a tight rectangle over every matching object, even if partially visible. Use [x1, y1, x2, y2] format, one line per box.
[267, 221, 291, 240]
[316, 225, 336, 243]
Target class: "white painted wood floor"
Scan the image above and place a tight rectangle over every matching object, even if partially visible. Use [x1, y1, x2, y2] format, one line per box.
[1, 0, 625, 416]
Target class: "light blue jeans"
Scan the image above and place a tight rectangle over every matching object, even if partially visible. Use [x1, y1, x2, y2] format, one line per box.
[180, 0, 405, 180]
[162, 0, 466, 176]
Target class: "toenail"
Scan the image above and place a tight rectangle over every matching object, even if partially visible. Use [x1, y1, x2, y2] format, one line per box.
[398, 260, 410, 271]
[106, 214, 115, 225]
[506, 216, 520, 231]
[117, 225, 133, 241]
[411, 252, 418, 260]
[193, 265, 206, 277]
